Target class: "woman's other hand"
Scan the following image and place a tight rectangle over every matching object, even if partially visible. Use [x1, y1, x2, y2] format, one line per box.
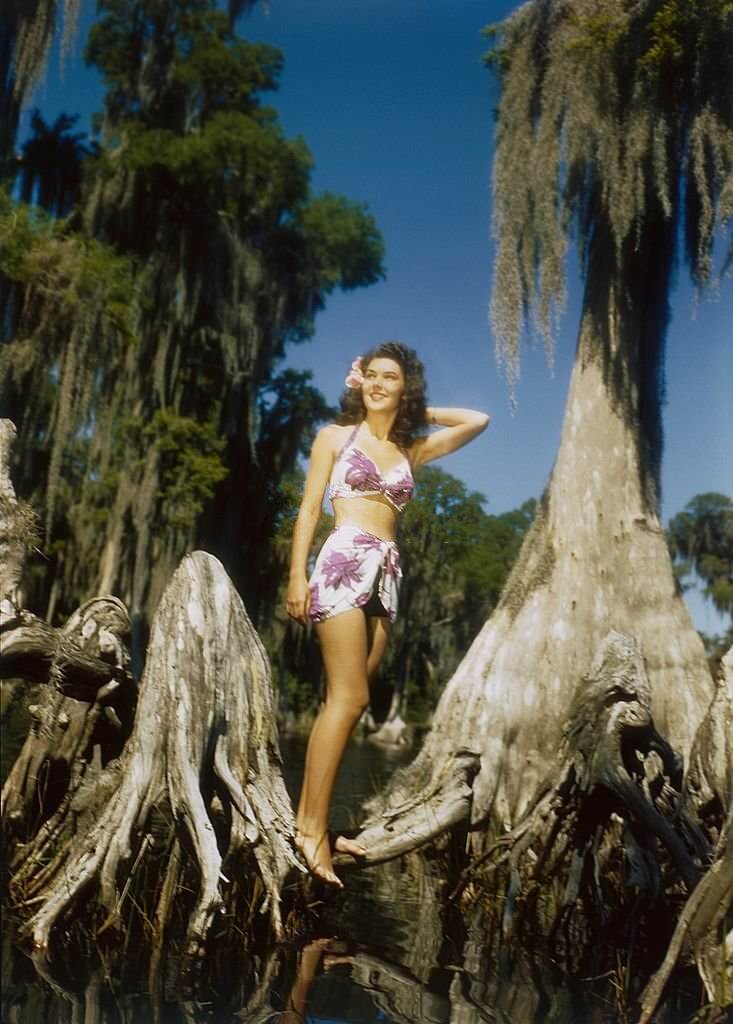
[287, 576, 311, 624]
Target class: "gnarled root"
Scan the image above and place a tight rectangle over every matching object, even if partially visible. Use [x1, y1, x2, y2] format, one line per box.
[451, 633, 706, 956]
[10, 552, 300, 967]
[638, 645, 733, 1022]
[335, 747, 480, 870]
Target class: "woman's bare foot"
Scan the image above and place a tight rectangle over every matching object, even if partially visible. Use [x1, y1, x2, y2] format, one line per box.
[330, 832, 367, 858]
[295, 830, 344, 888]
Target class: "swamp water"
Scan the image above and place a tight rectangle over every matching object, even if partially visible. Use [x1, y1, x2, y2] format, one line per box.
[2, 735, 707, 1023]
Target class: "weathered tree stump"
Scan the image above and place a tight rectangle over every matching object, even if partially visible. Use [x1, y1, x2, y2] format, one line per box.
[10, 551, 302, 961]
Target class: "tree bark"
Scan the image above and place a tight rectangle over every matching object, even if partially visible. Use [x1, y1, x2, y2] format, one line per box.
[443, 632, 731, 1017]
[381, 231, 714, 830]
[638, 646, 733, 1022]
[450, 633, 702, 904]
[10, 550, 302, 959]
[0, 420, 26, 605]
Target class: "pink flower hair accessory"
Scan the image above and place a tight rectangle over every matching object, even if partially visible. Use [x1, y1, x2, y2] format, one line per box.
[344, 358, 365, 389]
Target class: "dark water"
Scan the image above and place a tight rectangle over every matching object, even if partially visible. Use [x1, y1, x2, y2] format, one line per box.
[2, 733, 710, 1023]
[279, 732, 415, 833]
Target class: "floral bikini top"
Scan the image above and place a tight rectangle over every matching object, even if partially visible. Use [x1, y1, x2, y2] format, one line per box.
[328, 425, 415, 513]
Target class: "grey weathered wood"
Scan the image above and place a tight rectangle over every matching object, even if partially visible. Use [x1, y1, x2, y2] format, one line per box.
[451, 633, 702, 923]
[18, 551, 301, 958]
[0, 420, 27, 605]
[2, 415, 729, 1017]
[638, 646, 733, 1022]
[335, 748, 479, 870]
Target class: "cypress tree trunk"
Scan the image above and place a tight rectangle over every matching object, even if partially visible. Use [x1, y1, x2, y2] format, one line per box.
[382, 223, 714, 829]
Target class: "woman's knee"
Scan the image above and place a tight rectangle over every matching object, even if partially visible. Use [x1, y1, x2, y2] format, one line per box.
[325, 688, 369, 720]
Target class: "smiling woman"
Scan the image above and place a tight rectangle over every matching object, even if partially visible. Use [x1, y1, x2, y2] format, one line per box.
[285, 340, 490, 886]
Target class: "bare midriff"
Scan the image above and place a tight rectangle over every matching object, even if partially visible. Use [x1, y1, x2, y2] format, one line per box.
[332, 495, 399, 542]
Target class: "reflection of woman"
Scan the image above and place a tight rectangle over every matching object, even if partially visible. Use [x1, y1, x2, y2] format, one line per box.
[276, 938, 352, 1022]
[287, 341, 489, 885]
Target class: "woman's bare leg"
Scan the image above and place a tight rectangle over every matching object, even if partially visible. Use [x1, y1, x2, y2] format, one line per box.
[328, 614, 393, 860]
[295, 609, 370, 886]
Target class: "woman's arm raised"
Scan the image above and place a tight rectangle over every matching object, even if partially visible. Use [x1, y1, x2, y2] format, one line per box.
[411, 407, 490, 468]
[286, 425, 339, 624]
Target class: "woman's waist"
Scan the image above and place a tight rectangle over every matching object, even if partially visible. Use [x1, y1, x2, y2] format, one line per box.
[331, 501, 397, 544]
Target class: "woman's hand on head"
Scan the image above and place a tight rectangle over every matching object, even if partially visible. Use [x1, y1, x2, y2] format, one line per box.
[286, 576, 311, 625]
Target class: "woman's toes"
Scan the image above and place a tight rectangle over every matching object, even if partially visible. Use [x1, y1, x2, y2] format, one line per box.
[332, 833, 367, 857]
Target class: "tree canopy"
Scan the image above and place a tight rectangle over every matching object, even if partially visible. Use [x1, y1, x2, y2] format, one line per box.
[668, 491, 733, 616]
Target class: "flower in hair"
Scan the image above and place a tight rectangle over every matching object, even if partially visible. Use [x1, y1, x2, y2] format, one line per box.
[344, 358, 365, 389]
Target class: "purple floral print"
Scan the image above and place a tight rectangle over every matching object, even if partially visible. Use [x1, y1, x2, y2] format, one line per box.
[385, 475, 414, 507]
[322, 550, 363, 591]
[344, 449, 384, 492]
[307, 525, 402, 624]
[353, 532, 384, 551]
[309, 583, 325, 621]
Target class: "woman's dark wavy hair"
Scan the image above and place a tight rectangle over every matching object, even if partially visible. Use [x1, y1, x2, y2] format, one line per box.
[338, 340, 428, 449]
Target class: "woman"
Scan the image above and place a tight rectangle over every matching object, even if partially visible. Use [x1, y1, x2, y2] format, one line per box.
[286, 341, 489, 886]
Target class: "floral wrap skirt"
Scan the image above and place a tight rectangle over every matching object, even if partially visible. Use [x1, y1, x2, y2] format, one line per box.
[308, 524, 402, 624]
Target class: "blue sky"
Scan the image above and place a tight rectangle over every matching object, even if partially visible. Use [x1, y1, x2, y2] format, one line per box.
[22, 0, 732, 632]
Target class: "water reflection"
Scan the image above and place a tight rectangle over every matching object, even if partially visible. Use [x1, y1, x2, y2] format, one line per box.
[278, 733, 415, 835]
[3, 737, 707, 1023]
[3, 863, 705, 1024]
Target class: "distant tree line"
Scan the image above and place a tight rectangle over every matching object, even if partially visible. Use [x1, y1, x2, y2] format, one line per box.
[668, 491, 733, 675]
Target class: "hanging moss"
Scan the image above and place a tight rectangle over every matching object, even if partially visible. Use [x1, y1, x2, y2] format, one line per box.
[485, 0, 733, 395]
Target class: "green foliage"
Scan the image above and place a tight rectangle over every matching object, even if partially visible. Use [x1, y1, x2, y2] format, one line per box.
[0, 187, 54, 281]
[4, 0, 384, 632]
[142, 410, 229, 531]
[0, 188, 136, 335]
[297, 193, 385, 292]
[86, 4, 281, 122]
[480, 24, 510, 77]
[389, 467, 535, 716]
[640, 1, 733, 69]
[564, 9, 629, 57]
[667, 492, 733, 616]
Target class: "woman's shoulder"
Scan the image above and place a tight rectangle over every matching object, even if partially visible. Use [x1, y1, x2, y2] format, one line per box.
[313, 422, 354, 453]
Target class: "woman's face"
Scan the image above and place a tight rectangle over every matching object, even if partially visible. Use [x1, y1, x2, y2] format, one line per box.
[362, 357, 405, 414]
